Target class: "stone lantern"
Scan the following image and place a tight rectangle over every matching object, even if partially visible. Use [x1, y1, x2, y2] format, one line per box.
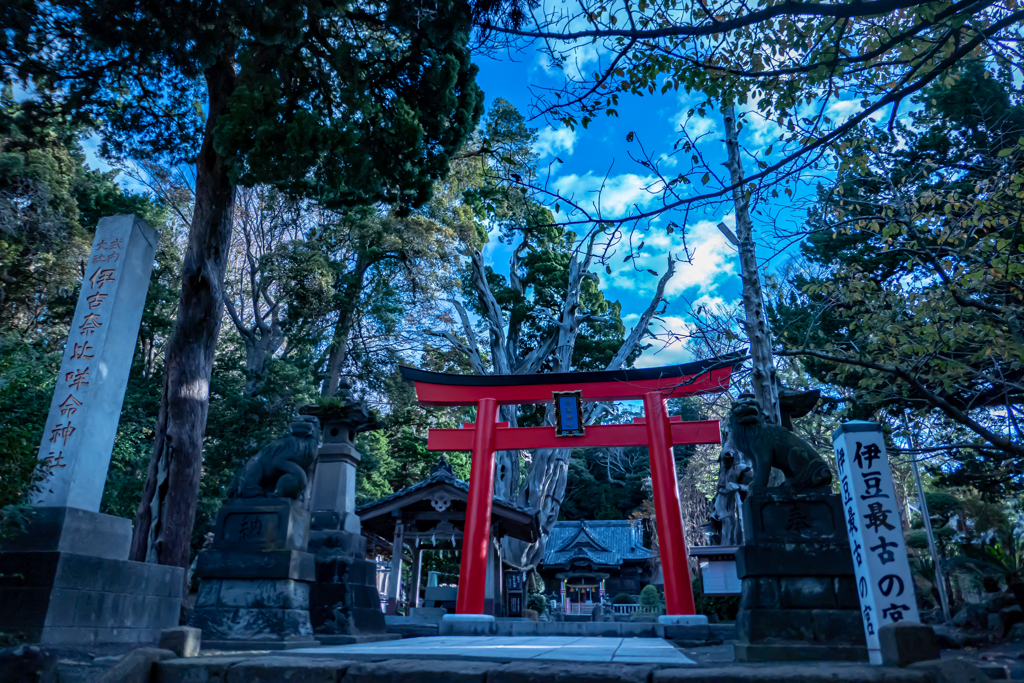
[298, 380, 392, 642]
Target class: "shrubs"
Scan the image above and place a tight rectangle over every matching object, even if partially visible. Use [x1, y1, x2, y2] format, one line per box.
[527, 592, 548, 615]
[612, 593, 635, 605]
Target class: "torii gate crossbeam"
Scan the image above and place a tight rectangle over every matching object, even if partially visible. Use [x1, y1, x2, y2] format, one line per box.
[399, 352, 742, 622]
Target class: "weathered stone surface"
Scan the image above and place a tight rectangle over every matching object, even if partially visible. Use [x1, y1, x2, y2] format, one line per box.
[189, 606, 313, 641]
[409, 607, 447, 619]
[741, 577, 780, 609]
[522, 608, 539, 622]
[224, 656, 347, 683]
[835, 577, 859, 609]
[951, 603, 988, 630]
[0, 644, 57, 683]
[907, 659, 991, 683]
[439, 617, 499, 636]
[655, 664, 926, 682]
[212, 499, 311, 553]
[154, 655, 247, 683]
[343, 659, 493, 683]
[208, 579, 310, 610]
[385, 620, 438, 638]
[995, 606, 1023, 637]
[159, 626, 202, 658]
[0, 508, 131, 560]
[662, 624, 713, 641]
[94, 647, 176, 683]
[733, 643, 868, 663]
[738, 608, 814, 642]
[811, 609, 866, 644]
[489, 661, 654, 683]
[737, 546, 855, 578]
[315, 633, 401, 644]
[981, 590, 1018, 613]
[878, 622, 939, 668]
[0, 551, 183, 645]
[194, 549, 315, 582]
[780, 577, 836, 609]
[1009, 622, 1024, 641]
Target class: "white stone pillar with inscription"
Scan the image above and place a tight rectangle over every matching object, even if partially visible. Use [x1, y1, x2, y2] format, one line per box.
[0, 215, 183, 648]
[33, 214, 159, 511]
[833, 421, 920, 665]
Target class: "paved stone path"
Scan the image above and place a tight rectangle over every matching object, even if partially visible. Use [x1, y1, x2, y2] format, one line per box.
[291, 636, 697, 664]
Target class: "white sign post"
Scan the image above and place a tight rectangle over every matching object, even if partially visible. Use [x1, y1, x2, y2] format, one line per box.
[833, 421, 920, 664]
[32, 215, 158, 511]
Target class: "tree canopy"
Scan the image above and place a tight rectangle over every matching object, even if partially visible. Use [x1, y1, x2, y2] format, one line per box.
[772, 60, 1024, 494]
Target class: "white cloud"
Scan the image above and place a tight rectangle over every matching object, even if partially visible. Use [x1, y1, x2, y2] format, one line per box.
[534, 126, 578, 159]
[673, 110, 718, 140]
[664, 215, 738, 295]
[634, 317, 696, 368]
[601, 213, 737, 306]
[657, 153, 678, 169]
[553, 172, 662, 218]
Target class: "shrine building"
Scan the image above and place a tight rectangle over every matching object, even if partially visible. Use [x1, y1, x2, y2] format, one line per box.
[537, 520, 656, 616]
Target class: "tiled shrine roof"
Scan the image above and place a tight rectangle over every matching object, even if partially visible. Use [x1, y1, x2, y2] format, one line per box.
[541, 520, 654, 568]
[355, 466, 531, 517]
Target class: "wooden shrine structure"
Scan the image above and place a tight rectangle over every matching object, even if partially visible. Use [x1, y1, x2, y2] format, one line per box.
[358, 459, 538, 615]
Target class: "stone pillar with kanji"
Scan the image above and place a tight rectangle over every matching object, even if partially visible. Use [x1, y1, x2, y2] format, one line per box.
[833, 421, 920, 665]
[0, 215, 185, 647]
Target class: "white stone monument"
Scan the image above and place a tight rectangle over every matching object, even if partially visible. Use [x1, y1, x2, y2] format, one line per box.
[0, 215, 186, 646]
[833, 421, 920, 664]
[33, 214, 159, 510]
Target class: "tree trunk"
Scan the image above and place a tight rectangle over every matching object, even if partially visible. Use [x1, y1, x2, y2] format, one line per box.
[322, 255, 369, 397]
[129, 55, 237, 574]
[722, 106, 781, 427]
[723, 105, 783, 487]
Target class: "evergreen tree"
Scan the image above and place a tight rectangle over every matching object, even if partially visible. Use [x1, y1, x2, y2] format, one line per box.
[772, 60, 1024, 495]
[2, 0, 483, 570]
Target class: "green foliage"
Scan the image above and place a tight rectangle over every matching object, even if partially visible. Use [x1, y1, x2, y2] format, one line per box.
[639, 584, 661, 607]
[527, 592, 548, 614]
[612, 592, 635, 605]
[692, 572, 740, 622]
[9, 0, 483, 213]
[773, 62, 1024, 494]
[905, 526, 955, 550]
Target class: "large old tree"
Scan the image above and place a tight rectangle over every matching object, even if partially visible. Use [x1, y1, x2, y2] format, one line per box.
[424, 104, 678, 566]
[3, 0, 483, 571]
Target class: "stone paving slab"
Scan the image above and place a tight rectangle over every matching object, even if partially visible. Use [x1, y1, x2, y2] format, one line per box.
[652, 664, 931, 682]
[154, 653, 944, 683]
[286, 636, 696, 665]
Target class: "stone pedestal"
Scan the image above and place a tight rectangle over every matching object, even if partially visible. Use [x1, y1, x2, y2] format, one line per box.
[307, 529, 387, 636]
[189, 499, 317, 649]
[0, 507, 184, 646]
[734, 490, 868, 662]
[298, 403, 387, 637]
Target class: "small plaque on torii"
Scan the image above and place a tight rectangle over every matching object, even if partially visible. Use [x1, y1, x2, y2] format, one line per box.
[552, 390, 585, 437]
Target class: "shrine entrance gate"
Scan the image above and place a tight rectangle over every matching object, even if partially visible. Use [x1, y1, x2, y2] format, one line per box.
[399, 353, 739, 622]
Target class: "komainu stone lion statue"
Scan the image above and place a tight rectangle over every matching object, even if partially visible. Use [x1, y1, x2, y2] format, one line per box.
[226, 415, 321, 500]
[728, 392, 832, 495]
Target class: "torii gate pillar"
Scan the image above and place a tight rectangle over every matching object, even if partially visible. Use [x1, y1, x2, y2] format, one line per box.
[399, 353, 743, 626]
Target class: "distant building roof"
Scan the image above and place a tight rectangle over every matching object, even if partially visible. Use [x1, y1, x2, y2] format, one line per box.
[541, 520, 654, 568]
[356, 458, 538, 543]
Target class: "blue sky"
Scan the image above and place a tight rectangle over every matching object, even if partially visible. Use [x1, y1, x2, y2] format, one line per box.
[471, 39, 904, 368]
[474, 48, 750, 367]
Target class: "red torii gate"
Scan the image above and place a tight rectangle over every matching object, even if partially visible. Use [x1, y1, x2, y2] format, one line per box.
[399, 353, 741, 622]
